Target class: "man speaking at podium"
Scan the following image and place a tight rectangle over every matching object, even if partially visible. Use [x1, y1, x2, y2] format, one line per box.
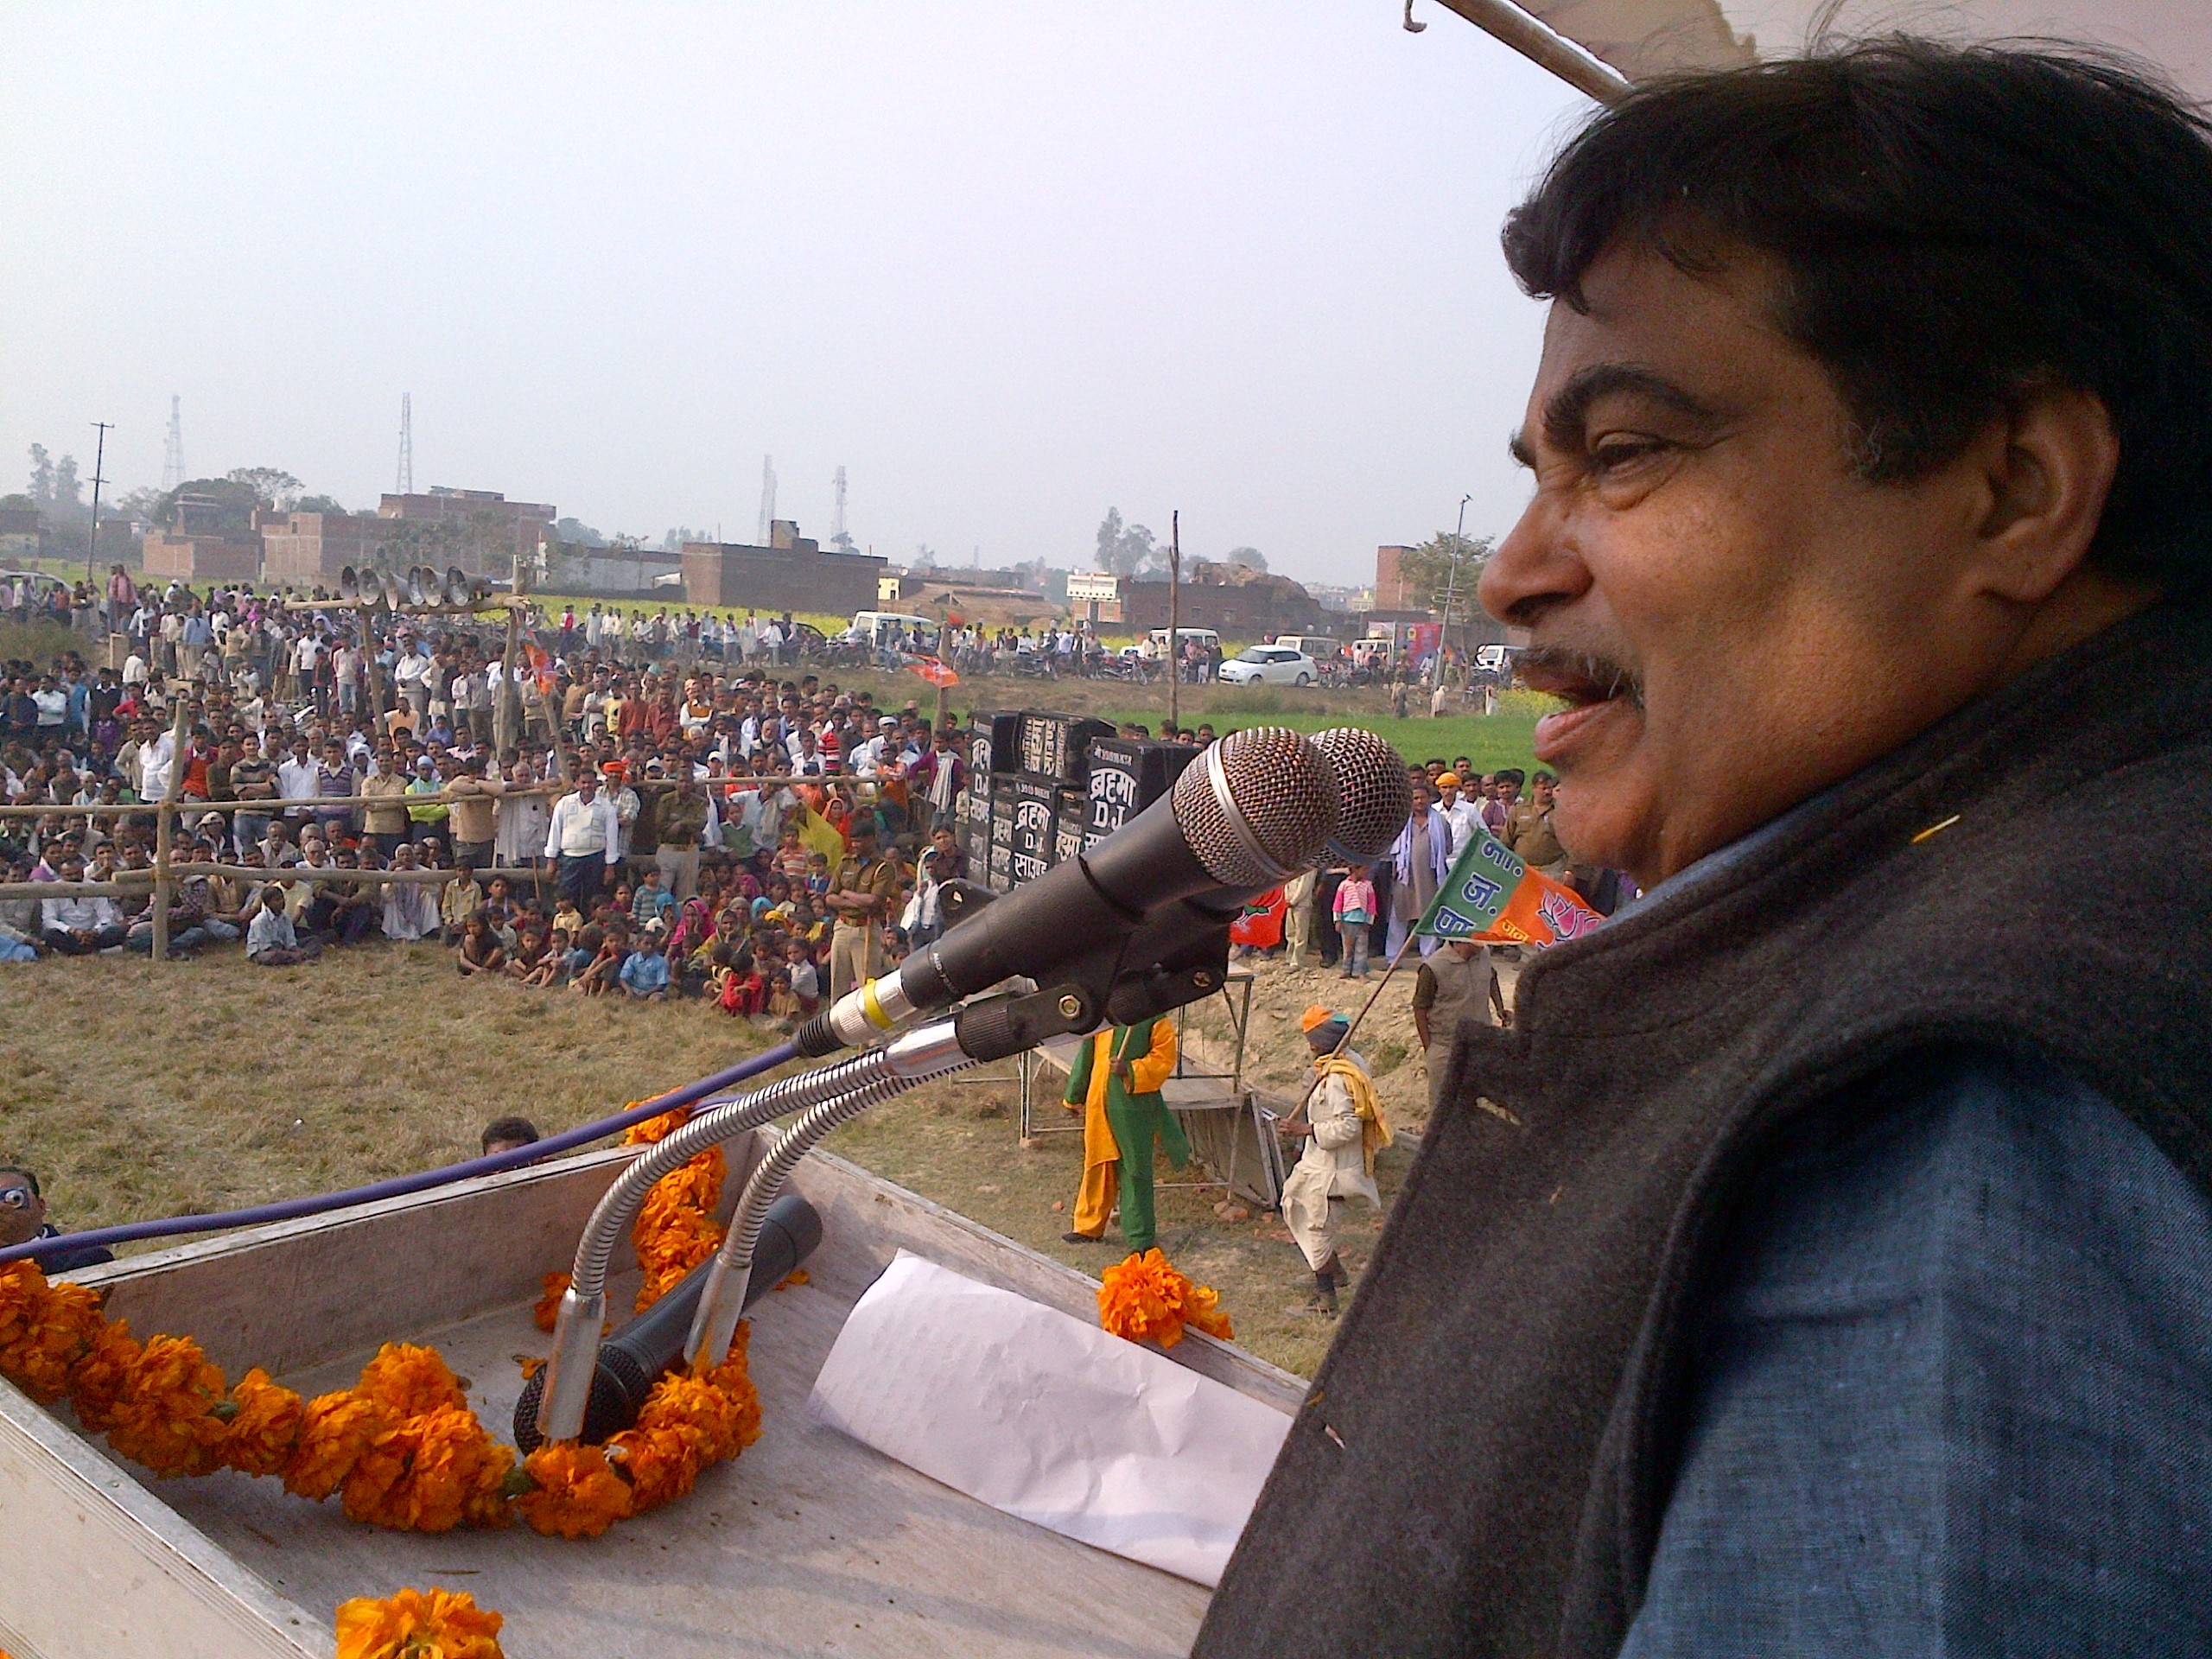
[1202, 41, 2212, 1659]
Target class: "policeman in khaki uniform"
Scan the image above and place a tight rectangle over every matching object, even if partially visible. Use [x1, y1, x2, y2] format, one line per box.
[1412, 939, 1510, 1116]
[825, 817, 901, 1001]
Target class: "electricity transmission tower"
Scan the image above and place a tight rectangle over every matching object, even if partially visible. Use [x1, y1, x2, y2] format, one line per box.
[756, 454, 777, 544]
[395, 393, 414, 494]
[160, 397, 185, 492]
[830, 465, 855, 550]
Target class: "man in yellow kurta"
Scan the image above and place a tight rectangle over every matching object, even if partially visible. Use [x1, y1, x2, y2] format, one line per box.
[1062, 1016, 1186, 1252]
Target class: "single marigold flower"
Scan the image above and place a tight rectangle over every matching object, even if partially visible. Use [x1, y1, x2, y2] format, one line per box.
[223, 1368, 307, 1478]
[334, 1585, 505, 1659]
[67, 1319, 143, 1433]
[516, 1442, 634, 1538]
[1098, 1249, 1235, 1349]
[353, 1342, 468, 1422]
[284, 1391, 389, 1501]
[103, 1333, 232, 1478]
[343, 1405, 512, 1534]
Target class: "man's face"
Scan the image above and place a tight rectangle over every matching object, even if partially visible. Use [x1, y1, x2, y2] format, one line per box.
[1482, 241, 2102, 887]
[1533, 776, 1556, 809]
[0, 1173, 46, 1248]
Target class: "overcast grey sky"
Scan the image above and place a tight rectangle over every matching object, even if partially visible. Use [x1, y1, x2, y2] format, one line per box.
[1, 3, 1590, 585]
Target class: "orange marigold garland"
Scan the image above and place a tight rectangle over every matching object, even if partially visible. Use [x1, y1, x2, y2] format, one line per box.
[334, 1586, 505, 1659]
[0, 1262, 104, 1404]
[0, 1088, 768, 1659]
[1097, 1249, 1236, 1349]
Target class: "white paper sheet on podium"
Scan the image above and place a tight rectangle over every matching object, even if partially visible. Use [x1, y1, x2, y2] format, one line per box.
[808, 1251, 1293, 1586]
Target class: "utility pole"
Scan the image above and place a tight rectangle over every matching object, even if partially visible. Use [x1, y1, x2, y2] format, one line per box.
[395, 393, 414, 494]
[1166, 510, 1181, 734]
[83, 422, 113, 588]
[1439, 493, 1471, 666]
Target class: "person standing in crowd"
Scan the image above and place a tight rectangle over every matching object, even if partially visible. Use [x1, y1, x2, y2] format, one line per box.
[1386, 778, 1454, 960]
[824, 817, 899, 1001]
[1277, 1008, 1389, 1317]
[1503, 768, 1567, 875]
[359, 748, 411, 860]
[653, 770, 709, 901]
[1331, 863, 1376, 980]
[442, 754, 504, 872]
[1412, 939, 1509, 1116]
[543, 768, 620, 912]
[1060, 1014, 1184, 1252]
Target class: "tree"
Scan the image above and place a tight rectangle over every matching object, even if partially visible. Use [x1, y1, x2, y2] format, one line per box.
[113, 486, 168, 525]
[1224, 545, 1268, 573]
[295, 493, 346, 515]
[1393, 532, 1493, 619]
[1094, 507, 1160, 577]
[226, 467, 302, 510]
[50, 454, 81, 511]
[554, 516, 607, 548]
[27, 445, 53, 503]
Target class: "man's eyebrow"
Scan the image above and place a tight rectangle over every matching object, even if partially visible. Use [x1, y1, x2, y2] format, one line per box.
[1541, 363, 1719, 449]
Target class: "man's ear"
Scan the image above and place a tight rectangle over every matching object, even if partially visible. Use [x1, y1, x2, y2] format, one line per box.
[1969, 383, 2120, 605]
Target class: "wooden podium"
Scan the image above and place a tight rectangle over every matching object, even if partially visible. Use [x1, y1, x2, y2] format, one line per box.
[0, 1140, 1303, 1659]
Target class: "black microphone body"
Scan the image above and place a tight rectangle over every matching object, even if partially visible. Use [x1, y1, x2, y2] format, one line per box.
[512, 1192, 821, 1451]
[899, 790, 1224, 1012]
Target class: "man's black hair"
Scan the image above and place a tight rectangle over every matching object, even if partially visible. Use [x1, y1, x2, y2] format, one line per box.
[0, 1166, 40, 1196]
[1502, 39, 2212, 588]
[480, 1116, 539, 1153]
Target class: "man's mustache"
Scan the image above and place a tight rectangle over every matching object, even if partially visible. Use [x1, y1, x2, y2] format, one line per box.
[1513, 645, 1646, 710]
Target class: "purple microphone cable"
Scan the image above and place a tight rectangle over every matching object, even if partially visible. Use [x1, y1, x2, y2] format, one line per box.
[0, 1040, 800, 1268]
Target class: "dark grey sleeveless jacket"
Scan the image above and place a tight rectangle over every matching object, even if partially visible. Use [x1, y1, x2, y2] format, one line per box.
[1198, 603, 2212, 1657]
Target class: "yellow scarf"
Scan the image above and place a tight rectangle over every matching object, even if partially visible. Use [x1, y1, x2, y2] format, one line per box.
[1313, 1055, 1393, 1173]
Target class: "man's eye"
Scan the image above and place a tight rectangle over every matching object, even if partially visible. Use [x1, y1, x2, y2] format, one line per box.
[1589, 438, 1665, 472]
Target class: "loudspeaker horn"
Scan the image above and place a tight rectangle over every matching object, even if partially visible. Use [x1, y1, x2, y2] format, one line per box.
[339, 566, 359, 602]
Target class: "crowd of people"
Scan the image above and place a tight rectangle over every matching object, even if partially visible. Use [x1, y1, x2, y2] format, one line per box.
[0, 575, 1013, 1025]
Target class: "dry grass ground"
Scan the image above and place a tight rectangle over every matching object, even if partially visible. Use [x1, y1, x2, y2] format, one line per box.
[1, 947, 1433, 1376]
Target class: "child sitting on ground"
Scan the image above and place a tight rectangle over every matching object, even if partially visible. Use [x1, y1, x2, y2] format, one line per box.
[785, 938, 821, 1015]
[765, 965, 800, 1025]
[619, 930, 671, 1001]
[523, 925, 569, 988]
[455, 909, 506, 977]
[571, 923, 626, 996]
[505, 921, 549, 983]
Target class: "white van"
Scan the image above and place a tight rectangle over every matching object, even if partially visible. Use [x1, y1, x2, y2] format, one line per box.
[1270, 634, 1344, 662]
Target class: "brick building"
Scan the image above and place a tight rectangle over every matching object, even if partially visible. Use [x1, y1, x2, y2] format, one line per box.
[141, 530, 262, 582]
[377, 487, 555, 577]
[682, 521, 887, 613]
[1374, 544, 1420, 611]
[259, 511, 397, 585]
[1120, 563, 1325, 639]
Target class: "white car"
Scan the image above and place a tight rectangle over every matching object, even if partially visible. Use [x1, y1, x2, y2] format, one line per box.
[1218, 645, 1319, 686]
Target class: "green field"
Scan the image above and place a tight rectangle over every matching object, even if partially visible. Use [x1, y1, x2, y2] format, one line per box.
[1095, 709, 1538, 777]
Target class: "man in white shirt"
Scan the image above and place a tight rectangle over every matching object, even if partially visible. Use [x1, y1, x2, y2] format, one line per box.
[276, 735, 321, 822]
[135, 719, 176, 802]
[543, 771, 621, 909]
[40, 856, 126, 954]
[1436, 772, 1485, 858]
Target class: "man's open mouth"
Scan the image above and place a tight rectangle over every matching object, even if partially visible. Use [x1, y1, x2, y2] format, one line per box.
[1514, 645, 1643, 712]
[1515, 646, 1643, 764]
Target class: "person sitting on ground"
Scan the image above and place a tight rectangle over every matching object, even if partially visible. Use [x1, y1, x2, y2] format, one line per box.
[380, 841, 442, 942]
[0, 1165, 113, 1276]
[619, 928, 671, 1001]
[440, 860, 485, 944]
[246, 884, 319, 966]
[480, 1116, 540, 1157]
[571, 923, 626, 996]
[524, 925, 571, 988]
[39, 855, 127, 955]
[630, 866, 675, 931]
[454, 909, 506, 977]
[504, 920, 550, 983]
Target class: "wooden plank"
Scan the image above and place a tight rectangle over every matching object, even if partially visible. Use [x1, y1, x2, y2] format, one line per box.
[0, 1381, 325, 1659]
